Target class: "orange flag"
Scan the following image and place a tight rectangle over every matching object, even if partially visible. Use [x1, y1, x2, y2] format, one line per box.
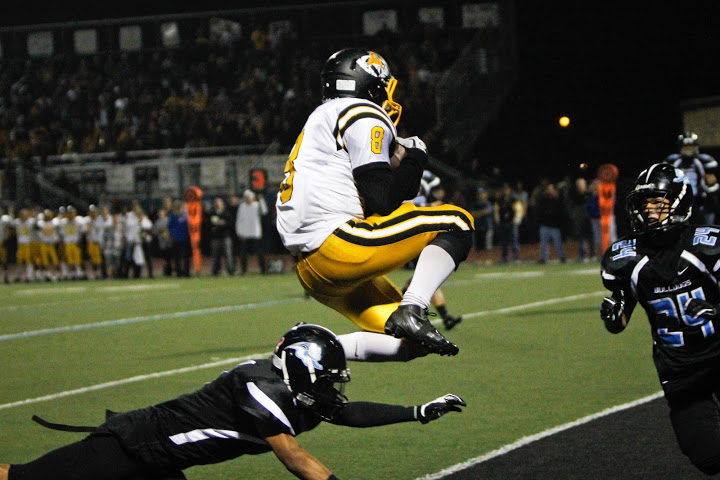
[597, 164, 619, 253]
[185, 186, 203, 274]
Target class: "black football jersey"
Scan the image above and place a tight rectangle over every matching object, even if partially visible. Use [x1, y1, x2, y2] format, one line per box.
[100, 359, 322, 471]
[601, 226, 720, 369]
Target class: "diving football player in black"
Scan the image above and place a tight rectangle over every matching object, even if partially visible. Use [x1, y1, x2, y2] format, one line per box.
[0, 324, 465, 480]
[601, 163, 720, 475]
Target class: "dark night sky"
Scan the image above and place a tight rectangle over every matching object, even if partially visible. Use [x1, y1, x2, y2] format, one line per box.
[3, 1, 719, 181]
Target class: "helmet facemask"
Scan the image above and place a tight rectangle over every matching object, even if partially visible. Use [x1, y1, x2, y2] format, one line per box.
[627, 186, 691, 236]
[382, 78, 402, 125]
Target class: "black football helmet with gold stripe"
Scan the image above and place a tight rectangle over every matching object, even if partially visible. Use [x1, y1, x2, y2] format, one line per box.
[321, 48, 402, 125]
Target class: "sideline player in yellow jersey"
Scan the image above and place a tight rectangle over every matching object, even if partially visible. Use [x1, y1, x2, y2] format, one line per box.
[37, 209, 61, 282]
[12, 208, 36, 282]
[276, 49, 474, 360]
[60, 206, 86, 280]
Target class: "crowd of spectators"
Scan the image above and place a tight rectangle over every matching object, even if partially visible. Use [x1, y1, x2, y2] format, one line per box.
[0, 22, 469, 177]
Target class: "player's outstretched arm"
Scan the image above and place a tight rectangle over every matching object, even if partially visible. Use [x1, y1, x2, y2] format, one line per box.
[0, 464, 9, 480]
[331, 394, 466, 427]
[265, 433, 337, 480]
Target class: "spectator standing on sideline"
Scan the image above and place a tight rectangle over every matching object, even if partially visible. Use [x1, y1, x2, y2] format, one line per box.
[139, 209, 154, 279]
[665, 131, 718, 223]
[236, 189, 267, 274]
[586, 179, 602, 258]
[209, 197, 235, 276]
[226, 194, 240, 271]
[470, 188, 494, 264]
[153, 208, 172, 277]
[122, 201, 145, 278]
[168, 199, 191, 277]
[494, 183, 519, 263]
[536, 183, 567, 264]
[567, 174, 593, 262]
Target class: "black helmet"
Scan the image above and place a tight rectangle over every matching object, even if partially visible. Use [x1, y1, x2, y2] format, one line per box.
[272, 324, 350, 420]
[677, 131, 699, 157]
[626, 163, 693, 236]
[320, 48, 402, 125]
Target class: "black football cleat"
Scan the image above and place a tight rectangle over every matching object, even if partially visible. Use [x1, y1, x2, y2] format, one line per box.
[385, 305, 459, 356]
[442, 315, 462, 331]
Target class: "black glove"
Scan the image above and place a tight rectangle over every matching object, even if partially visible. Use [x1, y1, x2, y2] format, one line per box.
[415, 394, 465, 424]
[601, 290, 625, 332]
[685, 298, 720, 321]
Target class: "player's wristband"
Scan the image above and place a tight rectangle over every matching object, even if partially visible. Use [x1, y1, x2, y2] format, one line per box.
[327, 475, 339, 480]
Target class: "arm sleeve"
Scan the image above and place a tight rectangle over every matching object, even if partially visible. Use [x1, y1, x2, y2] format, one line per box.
[330, 401, 416, 427]
[353, 149, 427, 217]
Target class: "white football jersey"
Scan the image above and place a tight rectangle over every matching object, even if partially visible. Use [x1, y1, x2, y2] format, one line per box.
[276, 97, 397, 254]
[14, 218, 35, 245]
[38, 217, 60, 244]
[87, 215, 105, 244]
[60, 216, 85, 244]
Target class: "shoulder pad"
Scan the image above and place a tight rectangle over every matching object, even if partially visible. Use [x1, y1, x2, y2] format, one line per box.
[601, 237, 640, 288]
[687, 226, 720, 258]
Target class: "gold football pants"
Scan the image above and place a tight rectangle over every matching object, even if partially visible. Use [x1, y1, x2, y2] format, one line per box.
[64, 243, 82, 266]
[40, 244, 59, 267]
[296, 202, 474, 333]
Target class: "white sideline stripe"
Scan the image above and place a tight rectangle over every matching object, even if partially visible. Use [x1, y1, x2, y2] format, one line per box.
[0, 353, 271, 411]
[0, 298, 304, 342]
[415, 391, 665, 480]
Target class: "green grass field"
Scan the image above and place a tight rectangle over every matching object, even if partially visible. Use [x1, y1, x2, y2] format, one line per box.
[0, 261, 661, 479]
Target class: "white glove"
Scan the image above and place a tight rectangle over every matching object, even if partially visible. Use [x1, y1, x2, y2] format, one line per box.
[415, 394, 466, 424]
[395, 136, 427, 155]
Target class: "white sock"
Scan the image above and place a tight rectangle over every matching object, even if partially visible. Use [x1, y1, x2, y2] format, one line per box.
[338, 332, 427, 362]
[401, 245, 456, 310]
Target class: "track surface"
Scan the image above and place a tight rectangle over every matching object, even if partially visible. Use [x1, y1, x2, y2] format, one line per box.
[442, 398, 712, 479]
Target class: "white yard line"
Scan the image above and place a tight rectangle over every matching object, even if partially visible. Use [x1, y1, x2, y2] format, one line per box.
[0, 298, 305, 342]
[415, 391, 664, 480]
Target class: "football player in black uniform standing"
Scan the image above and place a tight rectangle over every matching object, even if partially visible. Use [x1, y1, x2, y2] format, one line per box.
[665, 131, 719, 223]
[600, 163, 720, 475]
[0, 324, 465, 480]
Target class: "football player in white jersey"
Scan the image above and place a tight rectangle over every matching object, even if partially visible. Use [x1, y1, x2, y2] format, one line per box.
[276, 49, 474, 359]
[37, 209, 61, 281]
[60, 206, 86, 279]
[13, 208, 36, 282]
[85, 205, 105, 279]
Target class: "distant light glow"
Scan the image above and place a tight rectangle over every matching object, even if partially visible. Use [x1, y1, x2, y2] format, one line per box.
[559, 116, 570, 127]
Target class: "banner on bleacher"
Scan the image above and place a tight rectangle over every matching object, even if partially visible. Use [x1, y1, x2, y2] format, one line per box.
[200, 158, 227, 187]
[106, 164, 135, 193]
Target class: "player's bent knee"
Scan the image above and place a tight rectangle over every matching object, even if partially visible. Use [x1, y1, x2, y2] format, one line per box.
[431, 230, 473, 268]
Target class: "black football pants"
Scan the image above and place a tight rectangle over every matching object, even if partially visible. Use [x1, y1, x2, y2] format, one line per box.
[668, 385, 720, 475]
[9, 434, 186, 480]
